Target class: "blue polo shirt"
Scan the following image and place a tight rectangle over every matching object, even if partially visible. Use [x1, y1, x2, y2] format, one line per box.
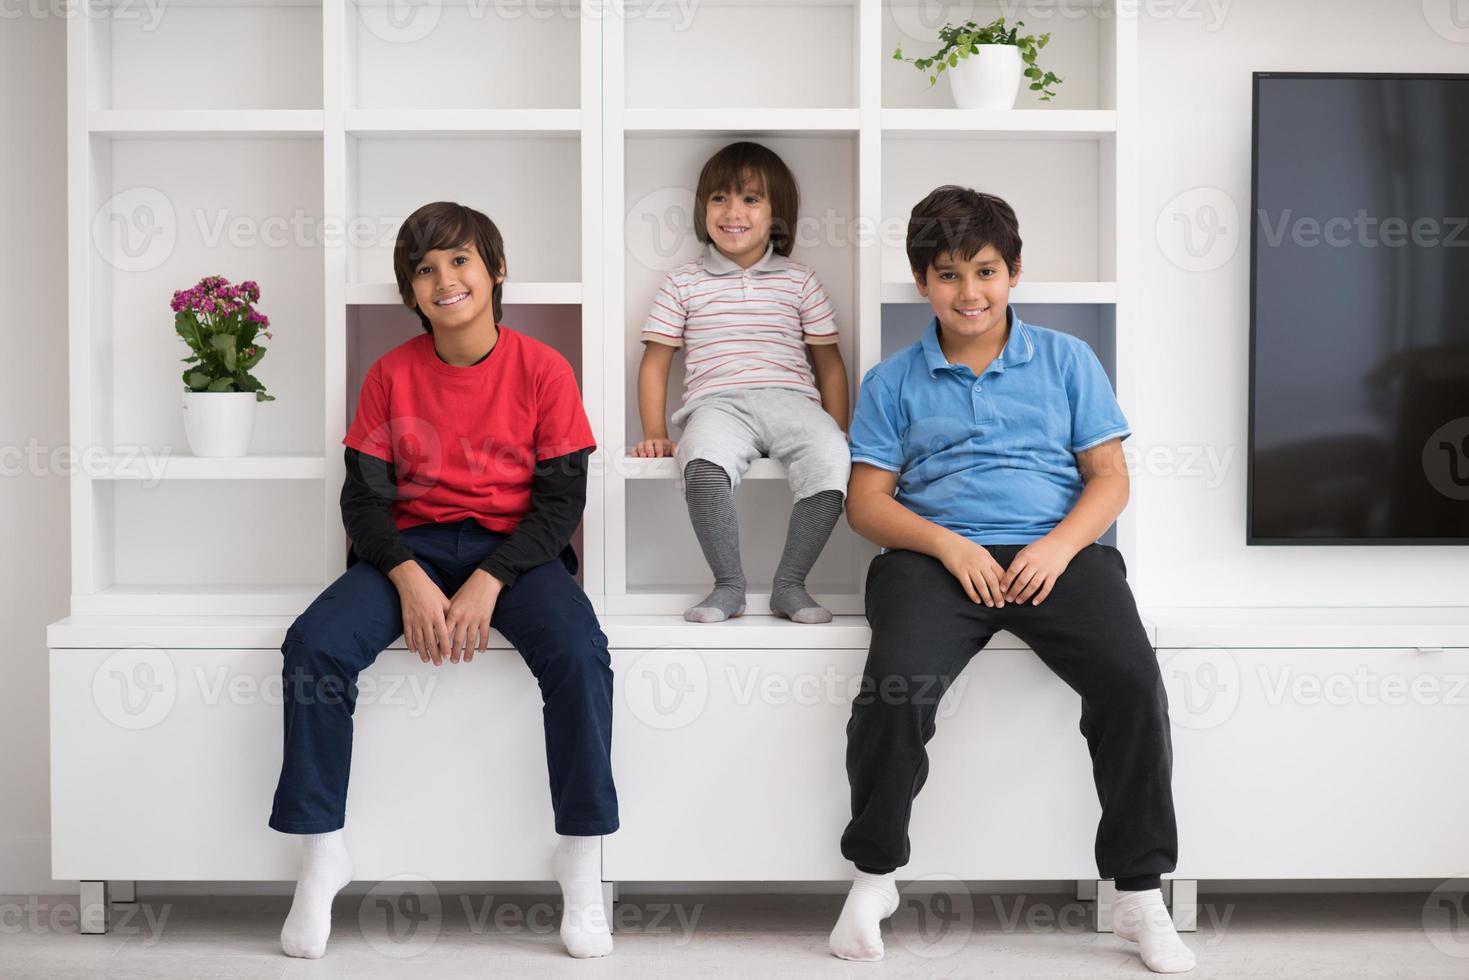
[848, 307, 1130, 545]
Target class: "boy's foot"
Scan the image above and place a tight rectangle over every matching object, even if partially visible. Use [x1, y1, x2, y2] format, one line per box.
[280, 830, 354, 959]
[829, 871, 899, 961]
[770, 583, 832, 624]
[684, 586, 746, 623]
[553, 836, 613, 958]
[1113, 888, 1196, 973]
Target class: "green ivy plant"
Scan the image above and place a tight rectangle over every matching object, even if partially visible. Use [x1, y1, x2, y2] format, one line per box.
[893, 18, 1063, 101]
[171, 274, 276, 402]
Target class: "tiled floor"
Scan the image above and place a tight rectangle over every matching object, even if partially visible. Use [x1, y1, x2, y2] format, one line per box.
[0, 890, 1463, 979]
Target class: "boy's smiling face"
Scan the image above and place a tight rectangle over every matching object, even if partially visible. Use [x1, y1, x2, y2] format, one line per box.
[914, 243, 1022, 347]
[411, 240, 503, 333]
[705, 175, 773, 268]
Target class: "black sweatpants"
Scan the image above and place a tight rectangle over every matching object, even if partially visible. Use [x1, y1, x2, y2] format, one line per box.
[840, 542, 1177, 891]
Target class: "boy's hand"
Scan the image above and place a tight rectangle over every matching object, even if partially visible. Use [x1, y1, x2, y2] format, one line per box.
[391, 562, 455, 666]
[936, 535, 1008, 608]
[632, 438, 676, 457]
[444, 569, 504, 664]
[1000, 535, 1078, 606]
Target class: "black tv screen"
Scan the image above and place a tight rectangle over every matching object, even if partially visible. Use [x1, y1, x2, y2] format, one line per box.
[1249, 72, 1469, 543]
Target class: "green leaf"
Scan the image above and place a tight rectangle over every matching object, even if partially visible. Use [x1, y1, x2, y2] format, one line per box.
[206, 377, 236, 392]
[209, 332, 237, 372]
[185, 370, 212, 391]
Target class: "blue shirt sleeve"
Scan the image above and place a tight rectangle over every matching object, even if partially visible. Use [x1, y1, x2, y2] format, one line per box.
[848, 369, 903, 472]
[1066, 342, 1131, 452]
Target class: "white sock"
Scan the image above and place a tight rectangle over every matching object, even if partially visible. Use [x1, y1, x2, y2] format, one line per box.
[552, 835, 612, 958]
[1113, 887, 1196, 973]
[280, 830, 354, 959]
[829, 870, 900, 961]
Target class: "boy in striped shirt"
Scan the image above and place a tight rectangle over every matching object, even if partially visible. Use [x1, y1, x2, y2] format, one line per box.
[633, 142, 852, 623]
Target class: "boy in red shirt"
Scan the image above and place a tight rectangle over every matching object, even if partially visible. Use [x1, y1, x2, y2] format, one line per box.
[269, 202, 616, 960]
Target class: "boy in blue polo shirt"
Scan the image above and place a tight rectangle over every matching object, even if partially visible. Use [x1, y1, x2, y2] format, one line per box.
[827, 187, 1194, 973]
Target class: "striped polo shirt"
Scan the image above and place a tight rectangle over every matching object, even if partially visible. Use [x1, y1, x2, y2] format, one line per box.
[641, 241, 839, 405]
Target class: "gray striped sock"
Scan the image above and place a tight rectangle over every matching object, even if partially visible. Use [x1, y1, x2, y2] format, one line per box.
[683, 458, 746, 623]
[771, 489, 843, 624]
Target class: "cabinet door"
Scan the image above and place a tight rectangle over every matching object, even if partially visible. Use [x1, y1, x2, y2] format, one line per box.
[605, 646, 1098, 881]
[1163, 647, 1469, 878]
[51, 647, 559, 881]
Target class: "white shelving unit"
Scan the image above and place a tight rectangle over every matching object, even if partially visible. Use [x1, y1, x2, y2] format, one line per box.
[68, 0, 603, 615]
[66, 0, 1134, 617]
[602, 0, 1136, 615]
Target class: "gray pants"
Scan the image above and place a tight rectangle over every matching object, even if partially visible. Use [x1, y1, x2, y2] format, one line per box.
[671, 387, 851, 499]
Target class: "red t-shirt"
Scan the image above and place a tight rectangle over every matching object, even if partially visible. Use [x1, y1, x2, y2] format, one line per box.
[343, 326, 595, 534]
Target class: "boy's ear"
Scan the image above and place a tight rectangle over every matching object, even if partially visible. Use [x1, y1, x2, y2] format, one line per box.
[911, 266, 930, 298]
[1009, 255, 1022, 285]
[495, 260, 506, 284]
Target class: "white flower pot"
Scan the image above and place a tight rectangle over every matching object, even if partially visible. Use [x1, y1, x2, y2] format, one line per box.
[182, 390, 258, 457]
[947, 43, 1023, 110]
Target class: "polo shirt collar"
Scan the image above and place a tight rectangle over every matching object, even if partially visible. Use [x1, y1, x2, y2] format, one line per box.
[921, 306, 1036, 376]
[701, 240, 788, 276]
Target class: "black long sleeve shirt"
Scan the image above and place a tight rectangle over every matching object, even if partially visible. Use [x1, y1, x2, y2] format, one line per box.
[341, 445, 590, 588]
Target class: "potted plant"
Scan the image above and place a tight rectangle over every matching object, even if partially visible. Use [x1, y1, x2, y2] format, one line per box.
[893, 18, 1063, 110]
[171, 274, 275, 457]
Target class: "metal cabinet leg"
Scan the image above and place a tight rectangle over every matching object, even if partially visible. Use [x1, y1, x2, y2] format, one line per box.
[1170, 879, 1198, 932]
[111, 881, 137, 904]
[601, 881, 618, 935]
[1093, 879, 1117, 932]
[79, 881, 110, 934]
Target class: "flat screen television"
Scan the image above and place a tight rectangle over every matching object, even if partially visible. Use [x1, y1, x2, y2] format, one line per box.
[1249, 72, 1469, 544]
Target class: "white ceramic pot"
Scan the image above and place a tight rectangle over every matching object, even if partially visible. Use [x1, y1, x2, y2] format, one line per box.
[182, 390, 258, 457]
[947, 43, 1023, 110]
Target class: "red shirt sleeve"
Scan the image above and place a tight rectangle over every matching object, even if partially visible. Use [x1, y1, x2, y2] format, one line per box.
[342, 361, 394, 463]
[534, 367, 596, 461]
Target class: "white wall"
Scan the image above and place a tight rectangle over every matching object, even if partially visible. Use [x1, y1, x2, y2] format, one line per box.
[1131, 0, 1469, 607]
[0, 10, 70, 892]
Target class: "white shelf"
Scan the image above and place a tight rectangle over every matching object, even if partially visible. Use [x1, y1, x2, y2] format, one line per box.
[1143, 607, 1469, 650]
[344, 110, 581, 134]
[91, 453, 327, 481]
[88, 110, 324, 136]
[72, 585, 327, 617]
[46, 614, 887, 651]
[619, 456, 788, 481]
[346, 281, 582, 306]
[881, 280, 1119, 305]
[622, 109, 861, 134]
[882, 109, 1117, 139]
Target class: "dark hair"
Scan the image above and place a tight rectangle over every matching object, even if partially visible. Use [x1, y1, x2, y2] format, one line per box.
[906, 186, 1022, 281]
[393, 201, 506, 333]
[694, 141, 800, 257]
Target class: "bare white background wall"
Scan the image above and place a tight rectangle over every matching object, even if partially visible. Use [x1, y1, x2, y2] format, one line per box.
[1, 8, 70, 893]
[3, 1, 1466, 894]
[1132, 0, 1469, 606]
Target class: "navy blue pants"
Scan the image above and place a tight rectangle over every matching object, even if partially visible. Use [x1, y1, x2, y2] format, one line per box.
[268, 518, 619, 837]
